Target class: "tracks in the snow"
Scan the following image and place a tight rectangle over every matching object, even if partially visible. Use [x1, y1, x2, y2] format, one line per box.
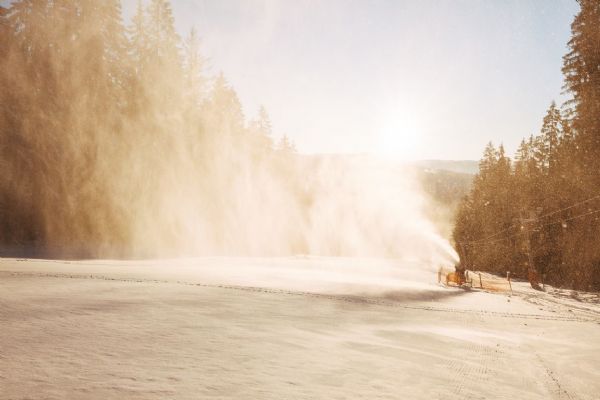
[435, 310, 504, 399]
[1, 270, 598, 324]
[534, 352, 577, 400]
[522, 292, 600, 321]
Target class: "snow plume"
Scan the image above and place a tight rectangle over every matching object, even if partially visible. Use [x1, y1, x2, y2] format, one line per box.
[118, 147, 458, 271]
[0, 0, 458, 271]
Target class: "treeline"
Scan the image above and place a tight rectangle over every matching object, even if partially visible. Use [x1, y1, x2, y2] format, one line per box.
[453, 0, 600, 290]
[0, 0, 300, 257]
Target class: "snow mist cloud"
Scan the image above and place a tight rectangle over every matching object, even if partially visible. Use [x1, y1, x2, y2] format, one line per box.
[0, 0, 458, 270]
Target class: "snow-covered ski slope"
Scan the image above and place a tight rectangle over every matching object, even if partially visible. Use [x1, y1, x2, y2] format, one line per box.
[1, 257, 599, 399]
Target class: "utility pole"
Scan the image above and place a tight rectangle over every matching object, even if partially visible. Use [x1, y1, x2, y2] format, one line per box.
[459, 243, 468, 269]
[521, 210, 542, 290]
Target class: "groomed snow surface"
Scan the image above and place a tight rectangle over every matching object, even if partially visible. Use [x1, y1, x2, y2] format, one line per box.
[1, 257, 599, 399]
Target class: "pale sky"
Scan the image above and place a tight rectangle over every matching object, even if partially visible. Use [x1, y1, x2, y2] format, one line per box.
[16, 0, 583, 160]
[134, 0, 578, 161]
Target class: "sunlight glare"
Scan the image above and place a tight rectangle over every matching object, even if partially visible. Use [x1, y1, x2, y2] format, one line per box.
[374, 107, 423, 161]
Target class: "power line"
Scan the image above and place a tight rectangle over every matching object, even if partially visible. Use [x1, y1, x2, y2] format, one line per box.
[459, 224, 516, 245]
[536, 193, 600, 221]
[539, 207, 600, 229]
[459, 193, 600, 246]
[463, 207, 600, 247]
[461, 228, 525, 247]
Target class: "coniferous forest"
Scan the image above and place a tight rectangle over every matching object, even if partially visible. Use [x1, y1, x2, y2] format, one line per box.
[453, 0, 600, 291]
[0, 0, 302, 257]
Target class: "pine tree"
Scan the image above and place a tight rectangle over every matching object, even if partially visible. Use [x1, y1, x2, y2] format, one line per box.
[478, 142, 497, 177]
[555, 111, 576, 178]
[182, 27, 206, 107]
[514, 139, 529, 174]
[206, 73, 245, 136]
[562, 0, 600, 185]
[0, 5, 9, 58]
[128, 0, 148, 74]
[278, 135, 297, 154]
[137, 0, 182, 110]
[146, 0, 180, 63]
[249, 105, 274, 152]
[539, 101, 562, 173]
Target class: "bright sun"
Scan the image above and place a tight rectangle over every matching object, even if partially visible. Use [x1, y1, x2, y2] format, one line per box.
[374, 108, 423, 161]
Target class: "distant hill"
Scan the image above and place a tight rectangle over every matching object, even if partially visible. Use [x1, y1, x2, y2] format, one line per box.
[410, 160, 479, 175]
[297, 154, 476, 239]
[414, 166, 474, 239]
[301, 154, 479, 175]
